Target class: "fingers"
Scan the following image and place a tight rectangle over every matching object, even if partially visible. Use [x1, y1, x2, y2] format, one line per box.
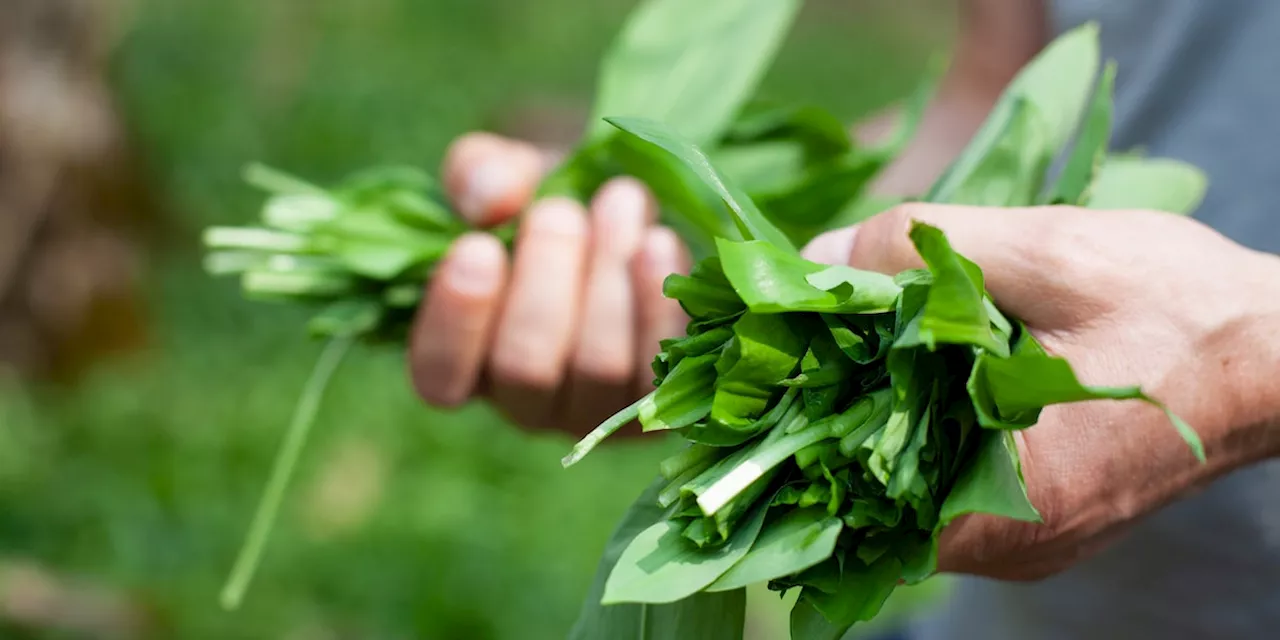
[632, 226, 691, 395]
[801, 226, 859, 266]
[564, 178, 656, 428]
[487, 197, 590, 428]
[409, 233, 508, 407]
[442, 132, 548, 227]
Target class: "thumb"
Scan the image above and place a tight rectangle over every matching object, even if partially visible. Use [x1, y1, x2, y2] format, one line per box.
[843, 203, 1070, 322]
[442, 132, 554, 228]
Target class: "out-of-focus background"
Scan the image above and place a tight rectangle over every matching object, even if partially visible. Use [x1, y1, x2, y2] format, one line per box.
[0, 1, 954, 637]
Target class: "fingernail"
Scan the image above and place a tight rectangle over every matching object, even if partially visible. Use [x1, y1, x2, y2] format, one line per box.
[801, 226, 859, 265]
[445, 234, 503, 296]
[642, 227, 683, 276]
[457, 159, 516, 224]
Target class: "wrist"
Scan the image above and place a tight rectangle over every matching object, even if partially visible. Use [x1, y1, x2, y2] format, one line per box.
[1210, 249, 1280, 464]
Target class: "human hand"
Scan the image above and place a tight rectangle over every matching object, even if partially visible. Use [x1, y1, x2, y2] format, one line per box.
[408, 133, 690, 436]
[805, 203, 1280, 580]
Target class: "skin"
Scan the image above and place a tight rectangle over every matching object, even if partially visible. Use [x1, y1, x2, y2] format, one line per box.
[410, 0, 1280, 582]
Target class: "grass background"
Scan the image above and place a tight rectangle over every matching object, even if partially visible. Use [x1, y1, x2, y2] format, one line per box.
[0, 1, 953, 637]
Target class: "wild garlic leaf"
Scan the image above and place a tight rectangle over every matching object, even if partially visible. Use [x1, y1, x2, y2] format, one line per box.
[802, 554, 902, 628]
[608, 117, 796, 251]
[1086, 155, 1208, 215]
[705, 507, 843, 592]
[972, 332, 1205, 460]
[584, 0, 801, 146]
[712, 313, 807, 426]
[946, 97, 1052, 207]
[927, 22, 1101, 202]
[939, 429, 1041, 525]
[569, 480, 749, 640]
[639, 353, 719, 432]
[790, 595, 854, 640]
[1049, 61, 1117, 205]
[602, 497, 770, 604]
[907, 222, 1008, 355]
[716, 239, 900, 314]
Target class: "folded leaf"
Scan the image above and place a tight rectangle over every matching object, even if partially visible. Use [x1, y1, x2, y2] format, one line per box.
[603, 497, 770, 604]
[706, 507, 843, 592]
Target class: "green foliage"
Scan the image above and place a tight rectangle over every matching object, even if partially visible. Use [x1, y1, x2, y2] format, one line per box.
[565, 23, 1208, 639]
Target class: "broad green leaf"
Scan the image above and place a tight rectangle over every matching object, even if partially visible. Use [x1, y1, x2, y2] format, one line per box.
[717, 239, 900, 314]
[790, 592, 854, 640]
[939, 429, 1041, 524]
[927, 22, 1100, 202]
[1050, 61, 1116, 205]
[945, 98, 1052, 207]
[907, 222, 1007, 355]
[569, 479, 748, 640]
[711, 140, 809, 197]
[1086, 155, 1208, 215]
[585, 0, 801, 146]
[712, 313, 807, 426]
[706, 508, 843, 592]
[602, 497, 770, 604]
[608, 117, 796, 251]
[802, 554, 902, 628]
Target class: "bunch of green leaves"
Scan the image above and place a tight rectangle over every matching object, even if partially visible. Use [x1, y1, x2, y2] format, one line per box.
[204, 0, 936, 612]
[563, 23, 1207, 640]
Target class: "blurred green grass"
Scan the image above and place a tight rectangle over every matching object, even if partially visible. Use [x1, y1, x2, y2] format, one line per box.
[0, 1, 951, 637]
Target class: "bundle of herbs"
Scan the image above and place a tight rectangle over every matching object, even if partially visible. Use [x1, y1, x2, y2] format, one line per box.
[563, 24, 1207, 640]
[205, 0, 935, 611]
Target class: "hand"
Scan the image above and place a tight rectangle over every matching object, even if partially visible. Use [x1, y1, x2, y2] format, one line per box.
[805, 203, 1280, 580]
[408, 133, 690, 435]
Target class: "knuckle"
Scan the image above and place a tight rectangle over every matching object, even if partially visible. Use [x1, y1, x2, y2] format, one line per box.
[490, 344, 563, 392]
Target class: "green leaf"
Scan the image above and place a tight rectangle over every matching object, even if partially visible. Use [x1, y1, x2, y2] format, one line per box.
[970, 334, 1205, 460]
[907, 222, 1007, 355]
[569, 479, 749, 640]
[717, 239, 900, 314]
[927, 22, 1101, 203]
[602, 497, 770, 604]
[607, 117, 796, 251]
[790, 595, 853, 640]
[802, 554, 902, 628]
[1049, 61, 1116, 205]
[944, 98, 1053, 207]
[1086, 155, 1208, 215]
[711, 313, 807, 426]
[939, 429, 1041, 524]
[584, 0, 801, 146]
[312, 209, 453, 280]
[706, 508, 843, 592]
[639, 354, 719, 432]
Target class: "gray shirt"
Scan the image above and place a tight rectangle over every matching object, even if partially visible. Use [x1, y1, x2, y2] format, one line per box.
[911, 1, 1280, 638]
